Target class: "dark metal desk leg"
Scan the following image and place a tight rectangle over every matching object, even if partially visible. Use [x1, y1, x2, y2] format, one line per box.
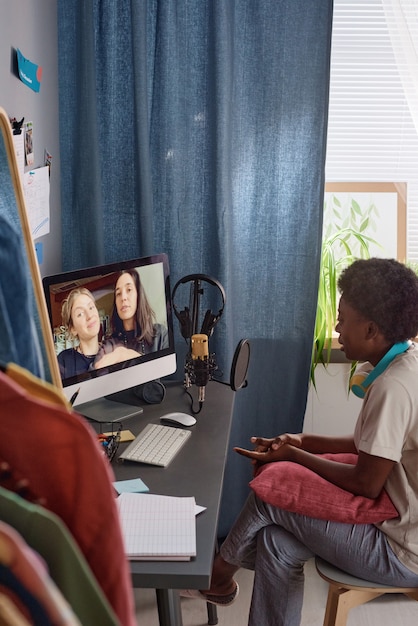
[206, 602, 218, 625]
[206, 539, 219, 624]
[155, 589, 183, 626]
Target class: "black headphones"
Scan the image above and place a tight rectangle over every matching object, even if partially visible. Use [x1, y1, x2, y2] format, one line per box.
[172, 274, 226, 341]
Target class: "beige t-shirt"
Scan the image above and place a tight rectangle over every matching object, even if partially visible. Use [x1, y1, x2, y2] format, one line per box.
[354, 343, 418, 575]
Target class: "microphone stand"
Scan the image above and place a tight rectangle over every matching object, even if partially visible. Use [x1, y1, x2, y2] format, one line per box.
[183, 278, 217, 413]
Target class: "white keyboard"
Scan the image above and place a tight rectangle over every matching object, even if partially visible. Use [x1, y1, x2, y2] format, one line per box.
[118, 423, 192, 467]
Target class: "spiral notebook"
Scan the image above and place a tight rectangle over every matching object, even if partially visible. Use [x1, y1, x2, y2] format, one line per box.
[117, 492, 197, 560]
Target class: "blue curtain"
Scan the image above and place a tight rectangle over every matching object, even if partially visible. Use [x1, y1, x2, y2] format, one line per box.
[58, 0, 333, 535]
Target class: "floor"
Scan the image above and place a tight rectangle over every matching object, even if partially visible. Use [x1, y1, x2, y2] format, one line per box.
[133, 558, 418, 625]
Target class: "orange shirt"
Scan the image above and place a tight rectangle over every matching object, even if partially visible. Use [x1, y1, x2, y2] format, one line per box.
[0, 369, 136, 626]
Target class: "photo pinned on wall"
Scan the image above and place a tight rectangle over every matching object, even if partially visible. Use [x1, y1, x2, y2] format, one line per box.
[25, 121, 34, 166]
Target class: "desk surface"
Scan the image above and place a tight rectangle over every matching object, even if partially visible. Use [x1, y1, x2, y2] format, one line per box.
[110, 380, 235, 590]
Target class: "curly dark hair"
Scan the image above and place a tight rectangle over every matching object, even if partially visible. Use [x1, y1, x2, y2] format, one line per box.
[338, 258, 418, 343]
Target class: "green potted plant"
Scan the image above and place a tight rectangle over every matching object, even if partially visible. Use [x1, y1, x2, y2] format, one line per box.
[311, 193, 381, 388]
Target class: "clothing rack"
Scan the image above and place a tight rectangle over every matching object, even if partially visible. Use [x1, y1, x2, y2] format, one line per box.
[0, 106, 137, 625]
[0, 106, 61, 387]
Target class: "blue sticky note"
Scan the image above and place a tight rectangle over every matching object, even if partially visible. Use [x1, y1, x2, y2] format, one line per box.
[113, 478, 149, 494]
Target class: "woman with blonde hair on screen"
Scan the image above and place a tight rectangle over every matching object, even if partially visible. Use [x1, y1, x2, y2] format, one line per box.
[57, 287, 101, 379]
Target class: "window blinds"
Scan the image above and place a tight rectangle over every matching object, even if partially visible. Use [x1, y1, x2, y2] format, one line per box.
[325, 0, 418, 260]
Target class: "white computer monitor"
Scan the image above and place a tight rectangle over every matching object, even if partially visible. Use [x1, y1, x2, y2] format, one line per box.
[43, 253, 176, 421]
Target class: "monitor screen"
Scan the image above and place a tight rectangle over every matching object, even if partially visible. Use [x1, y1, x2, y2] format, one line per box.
[42, 253, 176, 421]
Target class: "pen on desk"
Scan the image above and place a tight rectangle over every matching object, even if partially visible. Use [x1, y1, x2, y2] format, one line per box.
[70, 388, 80, 406]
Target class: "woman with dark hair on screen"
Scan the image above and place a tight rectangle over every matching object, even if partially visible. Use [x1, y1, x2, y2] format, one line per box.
[94, 269, 168, 369]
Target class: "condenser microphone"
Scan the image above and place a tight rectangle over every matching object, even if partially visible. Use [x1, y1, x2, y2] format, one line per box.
[191, 334, 210, 402]
[184, 333, 217, 407]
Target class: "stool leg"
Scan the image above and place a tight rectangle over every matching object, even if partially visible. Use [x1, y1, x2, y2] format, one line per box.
[406, 590, 418, 602]
[323, 585, 385, 626]
[323, 587, 351, 626]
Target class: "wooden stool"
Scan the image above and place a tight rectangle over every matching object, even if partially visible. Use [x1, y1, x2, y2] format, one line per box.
[315, 557, 418, 626]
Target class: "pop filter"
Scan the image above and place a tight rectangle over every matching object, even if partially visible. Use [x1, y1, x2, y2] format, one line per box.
[230, 339, 250, 391]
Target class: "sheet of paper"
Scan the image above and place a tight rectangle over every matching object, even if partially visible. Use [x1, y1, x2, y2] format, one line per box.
[117, 493, 196, 560]
[23, 166, 50, 238]
[12, 132, 25, 178]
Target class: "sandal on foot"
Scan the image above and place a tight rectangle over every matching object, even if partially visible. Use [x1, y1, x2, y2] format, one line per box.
[180, 582, 239, 606]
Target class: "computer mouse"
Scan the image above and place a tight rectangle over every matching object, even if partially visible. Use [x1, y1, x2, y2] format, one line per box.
[159, 412, 197, 427]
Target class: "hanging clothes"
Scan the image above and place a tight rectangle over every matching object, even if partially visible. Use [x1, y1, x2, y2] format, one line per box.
[0, 521, 81, 625]
[0, 487, 118, 626]
[0, 215, 44, 379]
[0, 562, 52, 626]
[0, 367, 136, 626]
[5, 363, 70, 409]
[0, 591, 32, 626]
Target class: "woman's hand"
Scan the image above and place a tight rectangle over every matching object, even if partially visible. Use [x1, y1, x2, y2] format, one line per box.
[94, 347, 141, 369]
[234, 433, 303, 474]
[252, 433, 303, 452]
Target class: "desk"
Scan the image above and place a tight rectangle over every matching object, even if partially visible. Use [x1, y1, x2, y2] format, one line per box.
[111, 380, 235, 626]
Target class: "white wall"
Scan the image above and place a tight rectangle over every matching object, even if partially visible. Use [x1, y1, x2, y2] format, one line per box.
[0, 0, 61, 276]
[304, 362, 363, 436]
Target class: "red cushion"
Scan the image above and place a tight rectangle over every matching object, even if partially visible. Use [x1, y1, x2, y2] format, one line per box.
[250, 453, 398, 523]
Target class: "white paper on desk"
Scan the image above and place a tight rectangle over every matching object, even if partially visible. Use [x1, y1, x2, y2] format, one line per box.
[23, 166, 50, 238]
[117, 493, 197, 560]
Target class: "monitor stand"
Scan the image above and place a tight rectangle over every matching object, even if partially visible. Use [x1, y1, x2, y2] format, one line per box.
[76, 394, 144, 423]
